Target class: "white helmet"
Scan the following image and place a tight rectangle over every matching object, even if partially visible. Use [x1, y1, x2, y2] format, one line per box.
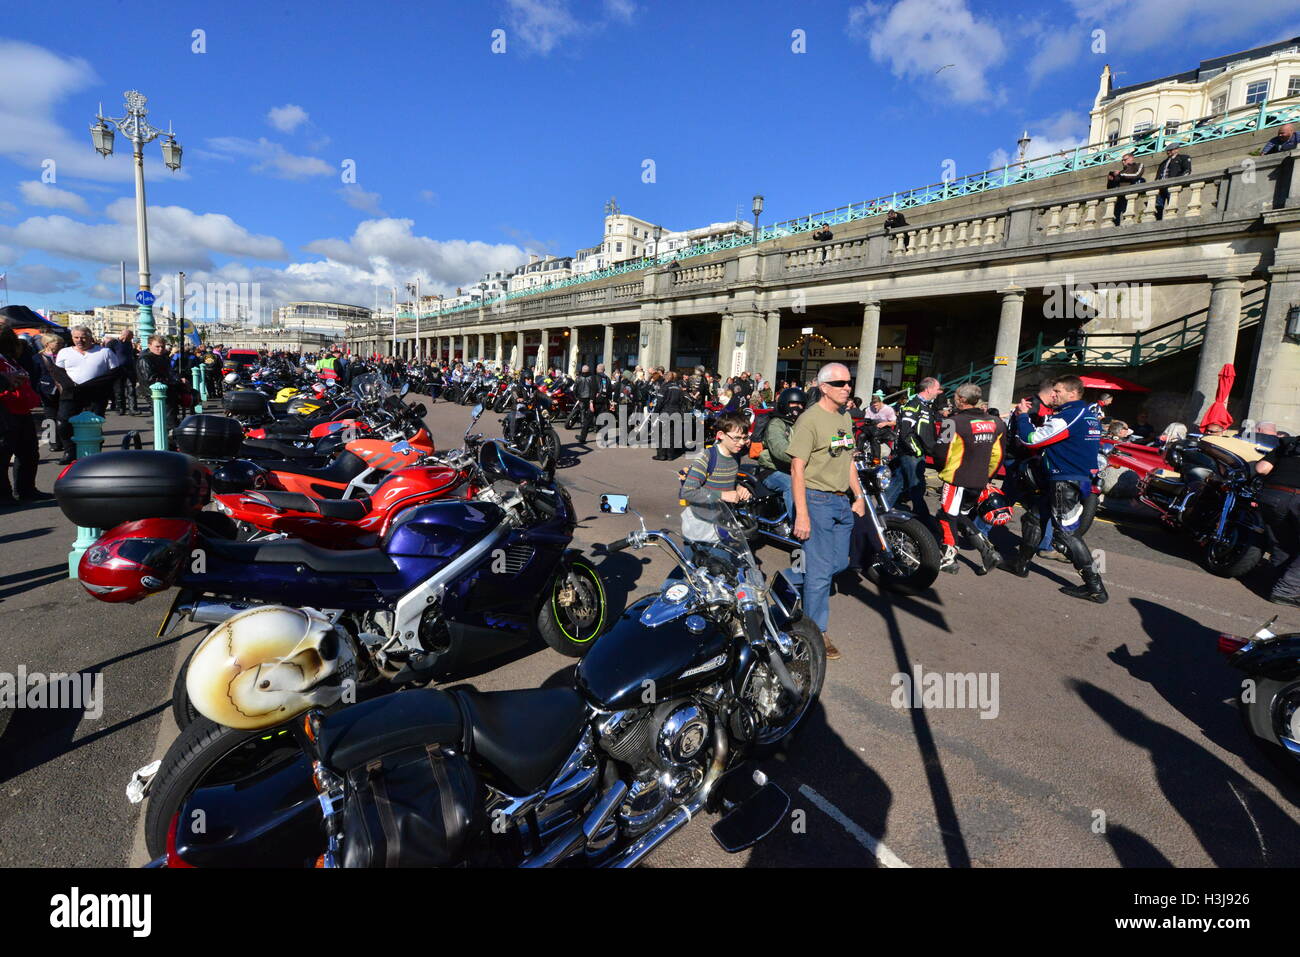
[224, 372, 239, 385]
[186, 606, 356, 730]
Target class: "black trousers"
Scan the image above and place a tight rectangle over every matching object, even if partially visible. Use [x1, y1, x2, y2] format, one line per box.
[113, 370, 140, 412]
[0, 413, 39, 496]
[1019, 479, 1095, 572]
[1259, 488, 1300, 600]
[57, 384, 111, 460]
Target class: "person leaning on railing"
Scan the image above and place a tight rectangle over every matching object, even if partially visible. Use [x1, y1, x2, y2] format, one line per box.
[1153, 143, 1191, 221]
[1106, 153, 1145, 225]
[1262, 123, 1299, 154]
[883, 209, 910, 249]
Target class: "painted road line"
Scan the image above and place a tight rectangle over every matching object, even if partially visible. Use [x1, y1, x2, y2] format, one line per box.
[797, 783, 910, 868]
[1105, 580, 1296, 628]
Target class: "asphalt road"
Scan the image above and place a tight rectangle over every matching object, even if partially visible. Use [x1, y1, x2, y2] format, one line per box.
[1, 396, 1297, 868]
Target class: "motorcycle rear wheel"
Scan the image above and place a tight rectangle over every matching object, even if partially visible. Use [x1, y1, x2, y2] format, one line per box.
[171, 642, 201, 730]
[863, 513, 941, 595]
[537, 559, 607, 656]
[144, 715, 308, 861]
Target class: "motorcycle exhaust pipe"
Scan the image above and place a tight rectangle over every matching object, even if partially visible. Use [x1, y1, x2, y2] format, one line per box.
[603, 723, 729, 868]
[179, 599, 265, 625]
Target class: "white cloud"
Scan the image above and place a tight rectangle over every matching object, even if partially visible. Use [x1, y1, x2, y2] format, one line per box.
[1031, 1, 1298, 81]
[0, 198, 288, 271]
[267, 104, 309, 133]
[848, 0, 1007, 104]
[205, 137, 333, 179]
[0, 40, 186, 183]
[418, 189, 440, 206]
[988, 111, 1089, 168]
[339, 185, 386, 216]
[504, 0, 635, 54]
[302, 219, 525, 288]
[18, 181, 90, 214]
[4, 262, 84, 294]
[0, 201, 18, 218]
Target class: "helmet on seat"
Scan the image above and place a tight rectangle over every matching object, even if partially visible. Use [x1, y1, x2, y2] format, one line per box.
[775, 388, 808, 422]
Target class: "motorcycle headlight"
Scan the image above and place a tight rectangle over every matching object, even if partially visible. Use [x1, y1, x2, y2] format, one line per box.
[874, 464, 892, 490]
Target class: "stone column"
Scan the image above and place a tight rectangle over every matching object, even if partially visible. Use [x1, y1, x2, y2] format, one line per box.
[603, 324, 615, 369]
[855, 300, 882, 398]
[461, 334, 470, 364]
[658, 318, 674, 371]
[1191, 276, 1245, 423]
[762, 310, 782, 393]
[569, 326, 580, 375]
[987, 286, 1025, 413]
[538, 328, 549, 372]
[717, 313, 735, 375]
[495, 332, 503, 364]
[515, 330, 525, 369]
[1248, 267, 1300, 429]
[477, 334, 485, 365]
[638, 319, 656, 369]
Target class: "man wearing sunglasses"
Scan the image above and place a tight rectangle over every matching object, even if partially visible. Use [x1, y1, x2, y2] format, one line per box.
[787, 364, 867, 660]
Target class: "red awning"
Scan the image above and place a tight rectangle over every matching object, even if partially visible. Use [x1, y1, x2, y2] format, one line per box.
[1077, 373, 1150, 393]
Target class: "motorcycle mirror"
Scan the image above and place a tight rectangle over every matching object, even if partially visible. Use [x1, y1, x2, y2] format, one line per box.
[599, 494, 630, 514]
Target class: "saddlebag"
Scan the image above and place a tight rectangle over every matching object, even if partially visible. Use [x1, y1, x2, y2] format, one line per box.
[340, 743, 484, 868]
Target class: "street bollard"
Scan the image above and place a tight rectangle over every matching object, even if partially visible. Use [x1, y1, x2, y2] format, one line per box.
[66, 410, 105, 579]
[151, 382, 169, 451]
[190, 367, 204, 413]
[197, 364, 209, 403]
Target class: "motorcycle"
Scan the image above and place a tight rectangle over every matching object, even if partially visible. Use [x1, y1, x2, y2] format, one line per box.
[138, 496, 821, 867]
[502, 389, 562, 463]
[1137, 435, 1269, 578]
[1219, 614, 1300, 783]
[735, 426, 941, 595]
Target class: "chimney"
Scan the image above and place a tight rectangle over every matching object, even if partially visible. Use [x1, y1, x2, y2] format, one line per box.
[529, 254, 540, 265]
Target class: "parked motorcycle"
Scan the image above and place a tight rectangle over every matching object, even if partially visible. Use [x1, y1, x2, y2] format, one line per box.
[1219, 615, 1300, 783]
[1137, 435, 1269, 578]
[735, 427, 940, 594]
[502, 389, 562, 463]
[137, 496, 821, 867]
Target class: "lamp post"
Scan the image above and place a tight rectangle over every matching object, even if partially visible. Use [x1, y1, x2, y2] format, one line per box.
[751, 194, 764, 244]
[90, 90, 182, 341]
[1016, 130, 1032, 166]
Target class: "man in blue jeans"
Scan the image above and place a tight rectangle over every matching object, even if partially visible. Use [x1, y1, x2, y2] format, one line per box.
[789, 363, 865, 661]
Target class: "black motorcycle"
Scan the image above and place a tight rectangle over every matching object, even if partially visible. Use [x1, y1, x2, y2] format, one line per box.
[735, 430, 940, 595]
[503, 389, 562, 463]
[1137, 435, 1271, 578]
[143, 497, 823, 867]
[1219, 614, 1300, 784]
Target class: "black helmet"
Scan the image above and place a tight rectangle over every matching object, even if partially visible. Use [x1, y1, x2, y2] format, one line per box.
[776, 387, 808, 422]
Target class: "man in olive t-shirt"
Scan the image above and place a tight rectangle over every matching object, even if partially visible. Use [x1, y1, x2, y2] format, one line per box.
[788, 363, 866, 660]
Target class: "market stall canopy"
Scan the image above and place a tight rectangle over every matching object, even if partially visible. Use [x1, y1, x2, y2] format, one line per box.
[1077, 373, 1150, 393]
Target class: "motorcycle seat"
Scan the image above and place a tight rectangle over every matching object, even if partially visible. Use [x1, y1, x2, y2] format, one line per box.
[246, 490, 371, 520]
[455, 687, 588, 796]
[205, 536, 398, 575]
[316, 688, 464, 773]
[264, 450, 368, 484]
[241, 437, 322, 460]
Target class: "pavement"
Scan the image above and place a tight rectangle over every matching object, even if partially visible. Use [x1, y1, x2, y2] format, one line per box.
[1, 397, 1298, 868]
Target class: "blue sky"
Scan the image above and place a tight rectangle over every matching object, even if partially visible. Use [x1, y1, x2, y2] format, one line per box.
[1, 0, 1296, 316]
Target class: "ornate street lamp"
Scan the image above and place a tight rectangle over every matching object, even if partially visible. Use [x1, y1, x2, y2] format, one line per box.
[752, 194, 764, 244]
[89, 91, 183, 340]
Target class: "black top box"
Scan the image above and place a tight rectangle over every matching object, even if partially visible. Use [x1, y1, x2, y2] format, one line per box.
[55, 451, 211, 529]
[224, 390, 272, 418]
[173, 414, 243, 460]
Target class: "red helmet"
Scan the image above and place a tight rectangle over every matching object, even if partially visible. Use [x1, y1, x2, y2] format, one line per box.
[78, 519, 195, 603]
[976, 486, 1014, 526]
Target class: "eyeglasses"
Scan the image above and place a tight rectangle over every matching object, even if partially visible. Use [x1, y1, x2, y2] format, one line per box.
[723, 432, 748, 442]
[821, 379, 850, 388]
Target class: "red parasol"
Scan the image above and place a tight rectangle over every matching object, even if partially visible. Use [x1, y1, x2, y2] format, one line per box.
[1077, 373, 1150, 393]
[1200, 363, 1235, 431]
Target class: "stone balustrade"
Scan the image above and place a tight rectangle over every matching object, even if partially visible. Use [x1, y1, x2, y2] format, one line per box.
[889, 214, 1006, 257]
[1036, 172, 1223, 237]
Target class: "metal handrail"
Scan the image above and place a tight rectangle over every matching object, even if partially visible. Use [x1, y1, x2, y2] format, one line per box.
[359, 98, 1297, 336]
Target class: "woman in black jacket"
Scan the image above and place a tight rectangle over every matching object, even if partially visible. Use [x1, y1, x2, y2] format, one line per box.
[137, 334, 181, 442]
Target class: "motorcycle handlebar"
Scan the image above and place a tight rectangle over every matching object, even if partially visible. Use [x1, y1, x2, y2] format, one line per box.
[607, 537, 632, 552]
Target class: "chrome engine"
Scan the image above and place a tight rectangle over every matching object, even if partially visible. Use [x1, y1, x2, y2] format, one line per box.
[598, 695, 718, 837]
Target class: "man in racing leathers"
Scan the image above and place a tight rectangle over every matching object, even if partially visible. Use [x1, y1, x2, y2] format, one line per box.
[1004, 374, 1108, 603]
[934, 383, 1006, 575]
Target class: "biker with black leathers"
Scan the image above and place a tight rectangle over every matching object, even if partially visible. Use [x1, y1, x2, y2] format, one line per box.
[653, 371, 687, 461]
[573, 364, 597, 444]
[1005, 374, 1107, 603]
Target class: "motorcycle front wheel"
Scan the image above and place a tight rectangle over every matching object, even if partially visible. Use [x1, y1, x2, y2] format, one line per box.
[863, 513, 941, 595]
[565, 406, 582, 430]
[740, 617, 826, 755]
[1203, 525, 1264, 579]
[537, 559, 607, 656]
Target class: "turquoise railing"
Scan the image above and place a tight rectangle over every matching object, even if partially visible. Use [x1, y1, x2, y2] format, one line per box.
[367, 98, 1297, 334]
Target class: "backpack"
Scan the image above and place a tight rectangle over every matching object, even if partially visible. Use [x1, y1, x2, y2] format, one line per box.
[748, 412, 774, 460]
